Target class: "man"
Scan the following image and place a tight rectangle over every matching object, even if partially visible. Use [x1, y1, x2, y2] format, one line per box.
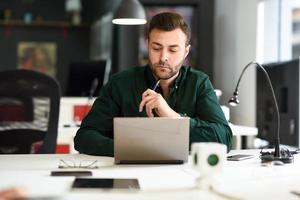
[74, 12, 232, 156]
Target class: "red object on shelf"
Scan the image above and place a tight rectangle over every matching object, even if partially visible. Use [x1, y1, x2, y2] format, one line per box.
[30, 141, 43, 153]
[56, 144, 70, 154]
[73, 105, 92, 122]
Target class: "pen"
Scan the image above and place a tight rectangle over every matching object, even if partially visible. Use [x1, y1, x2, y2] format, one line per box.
[152, 80, 160, 91]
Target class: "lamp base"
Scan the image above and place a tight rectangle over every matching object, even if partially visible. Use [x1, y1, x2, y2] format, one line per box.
[260, 152, 294, 164]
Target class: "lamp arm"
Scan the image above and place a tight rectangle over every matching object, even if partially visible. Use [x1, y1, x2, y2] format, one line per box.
[235, 61, 280, 157]
[234, 61, 254, 93]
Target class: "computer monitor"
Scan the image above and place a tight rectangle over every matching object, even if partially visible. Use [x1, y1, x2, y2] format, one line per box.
[66, 60, 108, 97]
[256, 58, 300, 147]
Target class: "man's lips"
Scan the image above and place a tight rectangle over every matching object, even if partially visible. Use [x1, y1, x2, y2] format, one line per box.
[156, 64, 170, 69]
[157, 67, 169, 72]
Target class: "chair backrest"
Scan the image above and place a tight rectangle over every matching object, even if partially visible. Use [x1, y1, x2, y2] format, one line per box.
[0, 69, 60, 154]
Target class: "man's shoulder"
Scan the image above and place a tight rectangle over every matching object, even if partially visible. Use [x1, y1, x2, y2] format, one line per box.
[184, 66, 209, 80]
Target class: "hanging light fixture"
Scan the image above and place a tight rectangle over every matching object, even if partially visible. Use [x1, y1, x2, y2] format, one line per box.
[112, 0, 147, 25]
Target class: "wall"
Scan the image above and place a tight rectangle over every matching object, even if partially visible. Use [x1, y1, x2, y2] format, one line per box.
[256, 0, 281, 63]
[214, 0, 258, 127]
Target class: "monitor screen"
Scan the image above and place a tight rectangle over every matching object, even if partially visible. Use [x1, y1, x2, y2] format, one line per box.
[256, 58, 300, 147]
[66, 60, 107, 97]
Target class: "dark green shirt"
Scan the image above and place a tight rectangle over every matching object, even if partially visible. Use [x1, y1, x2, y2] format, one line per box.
[74, 65, 232, 156]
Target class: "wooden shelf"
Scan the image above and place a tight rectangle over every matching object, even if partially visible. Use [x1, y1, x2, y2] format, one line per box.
[0, 20, 90, 29]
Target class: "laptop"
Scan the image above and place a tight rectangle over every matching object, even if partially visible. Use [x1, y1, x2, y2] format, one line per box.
[113, 117, 190, 164]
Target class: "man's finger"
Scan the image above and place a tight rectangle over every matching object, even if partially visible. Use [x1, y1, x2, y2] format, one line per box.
[145, 99, 157, 117]
[142, 89, 156, 99]
[139, 91, 156, 112]
[139, 95, 154, 112]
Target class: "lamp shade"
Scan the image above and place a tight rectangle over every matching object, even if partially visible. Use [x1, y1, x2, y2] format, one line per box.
[65, 0, 82, 12]
[112, 0, 147, 25]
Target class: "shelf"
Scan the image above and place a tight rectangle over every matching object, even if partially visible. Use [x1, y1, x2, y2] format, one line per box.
[0, 20, 90, 29]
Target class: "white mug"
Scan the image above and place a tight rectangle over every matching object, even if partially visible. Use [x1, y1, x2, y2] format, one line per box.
[191, 142, 227, 176]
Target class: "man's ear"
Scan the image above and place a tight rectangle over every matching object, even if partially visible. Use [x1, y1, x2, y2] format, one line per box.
[184, 44, 191, 59]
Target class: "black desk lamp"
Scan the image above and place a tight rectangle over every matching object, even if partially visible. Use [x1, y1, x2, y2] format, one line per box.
[229, 61, 293, 163]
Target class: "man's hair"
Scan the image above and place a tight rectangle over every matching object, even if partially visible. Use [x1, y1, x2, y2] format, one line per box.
[148, 12, 191, 46]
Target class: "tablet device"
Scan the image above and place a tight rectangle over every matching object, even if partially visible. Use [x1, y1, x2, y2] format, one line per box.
[72, 178, 140, 189]
[51, 171, 92, 176]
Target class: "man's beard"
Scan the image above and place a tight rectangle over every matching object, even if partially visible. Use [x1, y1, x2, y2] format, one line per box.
[150, 60, 184, 80]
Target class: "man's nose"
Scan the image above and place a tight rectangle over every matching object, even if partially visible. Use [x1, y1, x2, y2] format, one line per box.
[161, 58, 168, 63]
[160, 51, 169, 63]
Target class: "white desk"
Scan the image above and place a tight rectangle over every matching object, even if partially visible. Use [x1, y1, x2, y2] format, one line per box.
[59, 97, 96, 127]
[229, 123, 258, 149]
[0, 150, 300, 200]
[58, 97, 94, 153]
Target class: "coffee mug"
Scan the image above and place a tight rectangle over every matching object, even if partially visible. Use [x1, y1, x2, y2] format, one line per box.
[191, 142, 227, 176]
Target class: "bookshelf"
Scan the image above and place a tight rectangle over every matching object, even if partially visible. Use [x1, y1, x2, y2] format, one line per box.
[0, 20, 90, 29]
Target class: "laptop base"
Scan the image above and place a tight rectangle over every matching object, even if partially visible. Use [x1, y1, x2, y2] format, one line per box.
[116, 160, 184, 165]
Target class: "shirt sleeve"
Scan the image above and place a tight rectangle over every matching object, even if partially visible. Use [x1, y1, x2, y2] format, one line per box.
[74, 80, 118, 156]
[189, 76, 233, 152]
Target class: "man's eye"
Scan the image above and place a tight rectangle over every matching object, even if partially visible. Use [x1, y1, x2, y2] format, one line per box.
[170, 48, 179, 52]
[153, 47, 161, 51]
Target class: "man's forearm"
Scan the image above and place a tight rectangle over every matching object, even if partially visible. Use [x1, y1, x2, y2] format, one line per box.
[189, 118, 233, 151]
[74, 129, 114, 156]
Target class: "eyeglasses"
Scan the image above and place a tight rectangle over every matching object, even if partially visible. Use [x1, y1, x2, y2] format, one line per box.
[58, 159, 99, 169]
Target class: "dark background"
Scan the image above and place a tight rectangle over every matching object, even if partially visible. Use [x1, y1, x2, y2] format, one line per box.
[0, 0, 214, 96]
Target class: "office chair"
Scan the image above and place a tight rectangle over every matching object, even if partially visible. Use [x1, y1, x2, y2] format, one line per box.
[0, 69, 61, 154]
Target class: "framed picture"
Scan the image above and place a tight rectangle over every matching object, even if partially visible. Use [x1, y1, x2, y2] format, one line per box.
[17, 42, 57, 78]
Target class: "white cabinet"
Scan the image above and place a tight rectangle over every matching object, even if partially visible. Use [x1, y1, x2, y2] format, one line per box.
[57, 97, 95, 154]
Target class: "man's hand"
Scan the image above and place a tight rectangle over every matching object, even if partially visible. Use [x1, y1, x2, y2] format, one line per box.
[139, 89, 180, 117]
[0, 187, 27, 200]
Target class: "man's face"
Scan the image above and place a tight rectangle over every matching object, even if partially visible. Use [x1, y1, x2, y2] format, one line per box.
[148, 28, 190, 80]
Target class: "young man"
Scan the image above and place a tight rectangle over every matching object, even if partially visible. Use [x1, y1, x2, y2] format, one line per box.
[74, 12, 232, 156]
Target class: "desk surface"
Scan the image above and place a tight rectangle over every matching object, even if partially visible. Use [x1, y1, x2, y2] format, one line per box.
[1, 150, 300, 200]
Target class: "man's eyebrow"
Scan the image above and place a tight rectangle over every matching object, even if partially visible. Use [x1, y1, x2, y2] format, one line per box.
[169, 45, 180, 48]
[151, 42, 162, 46]
[151, 42, 180, 48]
